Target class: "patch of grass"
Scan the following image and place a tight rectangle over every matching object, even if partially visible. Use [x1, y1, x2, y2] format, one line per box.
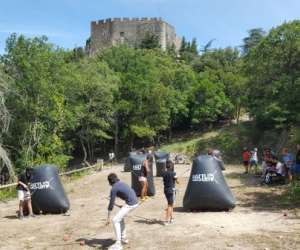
[0, 187, 16, 201]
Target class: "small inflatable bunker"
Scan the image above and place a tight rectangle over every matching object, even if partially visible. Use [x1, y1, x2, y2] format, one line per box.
[129, 154, 155, 196]
[29, 164, 70, 214]
[154, 151, 169, 177]
[183, 155, 235, 211]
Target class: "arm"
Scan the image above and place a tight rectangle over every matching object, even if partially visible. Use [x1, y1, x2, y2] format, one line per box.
[18, 181, 29, 191]
[106, 189, 116, 225]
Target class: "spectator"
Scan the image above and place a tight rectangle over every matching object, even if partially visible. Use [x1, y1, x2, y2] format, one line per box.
[250, 148, 258, 174]
[282, 148, 294, 182]
[294, 144, 300, 175]
[242, 147, 251, 174]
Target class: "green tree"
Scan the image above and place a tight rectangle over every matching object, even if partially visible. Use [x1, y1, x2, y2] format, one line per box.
[140, 32, 161, 49]
[244, 21, 300, 129]
[242, 28, 266, 55]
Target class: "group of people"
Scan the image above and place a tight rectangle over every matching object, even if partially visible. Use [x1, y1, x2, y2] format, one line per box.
[106, 155, 178, 250]
[242, 145, 300, 184]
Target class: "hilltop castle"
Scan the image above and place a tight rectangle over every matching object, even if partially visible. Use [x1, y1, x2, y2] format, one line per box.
[89, 17, 181, 54]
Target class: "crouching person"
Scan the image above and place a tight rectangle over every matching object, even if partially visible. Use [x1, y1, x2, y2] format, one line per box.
[106, 173, 139, 250]
[17, 168, 34, 219]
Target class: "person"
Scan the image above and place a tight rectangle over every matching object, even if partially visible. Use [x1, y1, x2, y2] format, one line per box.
[16, 168, 34, 219]
[282, 148, 294, 182]
[208, 148, 225, 170]
[106, 173, 139, 250]
[109, 151, 115, 165]
[161, 160, 179, 225]
[242, 147, 251, 174]
[249, 148, 258, 174]
[294, 144, 300, 175]
[139, 154, 150, 201]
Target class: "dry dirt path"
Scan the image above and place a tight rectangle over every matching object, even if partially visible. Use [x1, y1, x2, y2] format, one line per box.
[1, 164, 300, 250]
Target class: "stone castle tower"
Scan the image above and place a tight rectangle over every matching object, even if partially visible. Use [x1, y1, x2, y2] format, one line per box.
[89, 17, 181, 54]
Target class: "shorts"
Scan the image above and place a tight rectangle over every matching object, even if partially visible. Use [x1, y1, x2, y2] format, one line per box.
[164, 189, 175, 205]
[17, 190, 31, 201]
[243, 161, 249, 166]
[138, 176, 147, 182]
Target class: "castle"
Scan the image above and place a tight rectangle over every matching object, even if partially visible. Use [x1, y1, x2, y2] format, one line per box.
[89, 17, 181, 54]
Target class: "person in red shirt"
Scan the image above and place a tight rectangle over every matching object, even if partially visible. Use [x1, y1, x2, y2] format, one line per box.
[242, 147, 251, 174]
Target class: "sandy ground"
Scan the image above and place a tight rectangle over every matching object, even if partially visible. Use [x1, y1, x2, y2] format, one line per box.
[1, 163, 300, 250]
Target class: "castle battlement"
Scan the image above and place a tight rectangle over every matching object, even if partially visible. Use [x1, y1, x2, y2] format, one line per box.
[89, 17, 181, 55]
[92, 17, 164, 25]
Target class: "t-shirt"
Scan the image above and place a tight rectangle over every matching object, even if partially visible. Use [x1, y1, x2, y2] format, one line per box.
[16, 173, 28, 191]
[242, 151, 250, 161]
[162, 170, 177, 192]
[282, 153, 293, 167]
[250, 151, 258, 161]
[108, 181, 138, 211]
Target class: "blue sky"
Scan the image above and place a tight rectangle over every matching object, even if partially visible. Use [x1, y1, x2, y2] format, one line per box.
[0, 0, 299, 54]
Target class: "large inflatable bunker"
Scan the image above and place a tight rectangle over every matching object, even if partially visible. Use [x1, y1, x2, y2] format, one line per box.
[129, 154, 155, 196]
[154, 151, 170, 177]
[124, 152, 137, 172]
[183, 155, 235, 211]
[29, 164, 70, 214]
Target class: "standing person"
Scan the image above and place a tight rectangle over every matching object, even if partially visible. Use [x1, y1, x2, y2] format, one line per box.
[106, 173, 139, 250]
[161, 160, 179, 225]
[139, 154, 150, 201]
[250, 148, 258, 174]
[294, 144, 300, 175]
[242, 147, 251, 174]
[282, 148, 294, 182]
[16, 168, 34, 219]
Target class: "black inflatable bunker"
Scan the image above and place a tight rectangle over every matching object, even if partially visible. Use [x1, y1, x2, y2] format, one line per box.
[129, 154, 155, 196]
[124, 152, 137, 172]
[29, 165, 70, 214]
[154, 151, 169, 177]
[183, 155, 235, 211]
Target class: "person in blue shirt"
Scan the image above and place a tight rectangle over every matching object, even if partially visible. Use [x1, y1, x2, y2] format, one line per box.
[282, 148, 294, 182]
[106, 173, 139, 250]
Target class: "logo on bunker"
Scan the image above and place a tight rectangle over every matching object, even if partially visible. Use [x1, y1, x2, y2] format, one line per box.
[30, 181, 51, 190]
[132, 164, 142, 171]
[192, 174, 215, 182]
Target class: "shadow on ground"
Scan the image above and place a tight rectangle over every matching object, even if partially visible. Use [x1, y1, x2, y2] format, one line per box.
[76, 238, 114, 249]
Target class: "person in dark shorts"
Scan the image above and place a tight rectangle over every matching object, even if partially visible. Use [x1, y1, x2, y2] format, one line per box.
[161, 160, 179, 225]
[106, 173, 139, 250]
[242, 147, 250, 173]
[16, 168, 34, 219]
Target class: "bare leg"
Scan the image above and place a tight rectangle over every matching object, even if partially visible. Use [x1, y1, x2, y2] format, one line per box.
[27, 199, 34, 216]
[19, 201, 24, 217]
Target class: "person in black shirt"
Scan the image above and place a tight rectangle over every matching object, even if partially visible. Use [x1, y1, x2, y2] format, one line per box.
[161, 160, 178, 225]
[16, 168, 34, 219]
[294, 144, 300, 175]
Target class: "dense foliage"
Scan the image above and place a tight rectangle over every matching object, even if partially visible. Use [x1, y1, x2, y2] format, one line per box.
[0, 19, 299, 173]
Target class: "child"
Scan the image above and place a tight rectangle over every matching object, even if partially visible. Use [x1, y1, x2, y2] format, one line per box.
[161, 160, 179, 225]
[242, 147, 250, 174]
[249, 148, 258, 174]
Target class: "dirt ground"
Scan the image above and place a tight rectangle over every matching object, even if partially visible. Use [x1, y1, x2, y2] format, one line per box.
[1, 163, 300, 250]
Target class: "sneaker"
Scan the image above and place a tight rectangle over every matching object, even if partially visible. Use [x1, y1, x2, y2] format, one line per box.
[108, 242, 123, 250]
[170, 218, 174, 223]
[19, 215, 24, 220]
[164, 221, 171, 226]
[30, 214, 36, 218]
[145, 196, 150, 200]
[140, 197, 146, 202]
[121, 238, 129, 244]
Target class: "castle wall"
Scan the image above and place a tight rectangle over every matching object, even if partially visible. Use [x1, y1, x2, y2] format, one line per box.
[90, 18, 181, 54]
